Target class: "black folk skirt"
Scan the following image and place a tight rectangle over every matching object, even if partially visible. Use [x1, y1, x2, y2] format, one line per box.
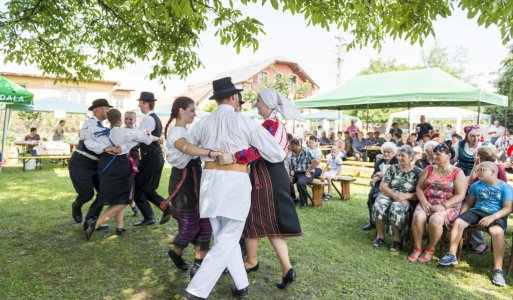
[244, 159, 302, 238]
[98, 153, 132, 206]
[168, 158, 202, 213]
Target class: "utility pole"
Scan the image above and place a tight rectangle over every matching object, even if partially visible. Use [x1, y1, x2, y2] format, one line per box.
[335, 36, 347, 87]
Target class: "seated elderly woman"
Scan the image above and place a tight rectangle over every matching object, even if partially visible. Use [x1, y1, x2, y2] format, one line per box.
[415, 140, 439, 170]
[362, 142, 398, 231]
[371, 145, 422, 251]
[409, 142, 467, 263]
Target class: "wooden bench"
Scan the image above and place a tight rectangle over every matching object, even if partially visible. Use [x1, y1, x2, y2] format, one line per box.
[18, 155, 71, 171]
[331, 176, 356, 200]
[306, 180, 328, 208]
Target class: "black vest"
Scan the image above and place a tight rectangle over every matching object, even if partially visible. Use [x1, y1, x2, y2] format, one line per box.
[140, 113, 162, 154]
[76, 140, 101, 159]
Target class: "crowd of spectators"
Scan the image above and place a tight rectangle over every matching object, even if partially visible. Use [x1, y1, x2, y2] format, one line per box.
[288, 116, 513, 287]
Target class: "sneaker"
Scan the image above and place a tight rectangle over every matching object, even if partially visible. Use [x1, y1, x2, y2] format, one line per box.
[492, 269, 506, 286]
[300, 205, 307, 209]
[438, 253, 458, 266]
[323, 195, 331, 201]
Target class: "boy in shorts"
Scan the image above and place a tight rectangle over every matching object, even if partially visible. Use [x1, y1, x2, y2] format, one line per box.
[439, 161, 513, 286]
[320, 148, 343, 201]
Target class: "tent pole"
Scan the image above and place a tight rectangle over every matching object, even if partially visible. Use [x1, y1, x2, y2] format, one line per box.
[477, 101, 481, 125]
[408, 102, 411, 134]
[366, 104, 369, 133]
[338, 109, 341, 132]
[0, 107, 9, 172]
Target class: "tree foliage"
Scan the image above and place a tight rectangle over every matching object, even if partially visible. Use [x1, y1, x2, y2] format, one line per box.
[2, 0, 513, 82]
[485, 45, 513, 129]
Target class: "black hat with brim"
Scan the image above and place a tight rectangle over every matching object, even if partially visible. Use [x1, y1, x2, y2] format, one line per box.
[137, 91, 157, 102]
[88, 98, 113, 111]
[209, 77, 243, 100]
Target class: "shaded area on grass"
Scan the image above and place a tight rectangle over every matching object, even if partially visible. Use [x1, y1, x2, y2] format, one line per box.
[0, 165, 512, 299]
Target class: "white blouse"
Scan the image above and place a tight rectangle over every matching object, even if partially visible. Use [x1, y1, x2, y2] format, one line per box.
[166, 126, 196, 169]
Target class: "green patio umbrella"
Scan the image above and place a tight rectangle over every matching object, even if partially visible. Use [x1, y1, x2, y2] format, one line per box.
[0, 76, 34, 170]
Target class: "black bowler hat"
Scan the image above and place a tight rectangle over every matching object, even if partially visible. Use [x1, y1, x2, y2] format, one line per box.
[137, 91, 157, 102]
[238, 93, 245, 105]
[88, 98, 113, 111]
[209, 77, 243, 100]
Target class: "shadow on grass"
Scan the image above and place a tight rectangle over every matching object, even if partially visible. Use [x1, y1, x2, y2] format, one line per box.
[0, 166, 512, 299]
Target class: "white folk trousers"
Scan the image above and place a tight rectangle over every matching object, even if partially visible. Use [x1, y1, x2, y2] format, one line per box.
[185, 216, 248, 298]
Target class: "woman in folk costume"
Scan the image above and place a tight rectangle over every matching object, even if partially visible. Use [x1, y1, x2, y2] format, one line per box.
[84, 109, 159, 240]
[161, 97, 222, 278]
[232, 88, 303, 289]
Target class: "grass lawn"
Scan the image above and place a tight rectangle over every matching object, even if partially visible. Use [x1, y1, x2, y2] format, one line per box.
[1, 164, 512, 299]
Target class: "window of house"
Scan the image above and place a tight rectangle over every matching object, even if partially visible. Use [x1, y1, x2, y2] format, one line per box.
[259, 72, 268, 84]
[113, 95, 124, 110]
[61, 87, 87, 104]
[289, 75, 297, 88]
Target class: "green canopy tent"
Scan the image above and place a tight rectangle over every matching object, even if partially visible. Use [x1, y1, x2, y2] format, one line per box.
[303, 110, 358, 121]
[0, 76, 34, 170]
[295, 68, 508, 130]
[30, 96, 90, 114]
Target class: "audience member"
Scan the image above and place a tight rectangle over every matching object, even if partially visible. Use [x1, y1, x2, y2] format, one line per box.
[444, 124, 454, 140]
[415, 141, 439, 170]
[373, 132, 385, 146]
[409, 142, 467, 263]
[407, 133, 418, 147]
[372, 145, 422, 252]
[52, 120, 66, 141]
[415, 115, 433, 141]
[439, 161, 513, 287]
[289, 139, 321, 209]
[396, 133, 409, 146]
[347, 120, 359, 138]
[343, 131, 354, 159]
[320, 148, 343, 201]
[488, 120, 505, 144]
[362, 142, 398, 231]
[389, 122, 402, 136]
[319, 132, 331, 145]
[352, 132, 367, 161]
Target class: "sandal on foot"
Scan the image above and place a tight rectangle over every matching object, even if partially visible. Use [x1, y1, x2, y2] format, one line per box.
[408, 248, 423, 262]
[372, 237, 384, 248]
[418, 247, 435, 263]
[389, 241, 402, 252]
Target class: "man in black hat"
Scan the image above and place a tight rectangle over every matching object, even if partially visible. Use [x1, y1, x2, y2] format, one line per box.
[184, 77, 285, 299]
[70, 98, 114, 227]
[132, 91, 172, 226]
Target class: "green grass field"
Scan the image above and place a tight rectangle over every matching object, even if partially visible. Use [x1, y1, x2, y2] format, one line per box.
[1, 164, 512, 299]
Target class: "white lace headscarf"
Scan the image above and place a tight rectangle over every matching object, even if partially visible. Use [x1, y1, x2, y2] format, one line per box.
[258, 88, 305, 122]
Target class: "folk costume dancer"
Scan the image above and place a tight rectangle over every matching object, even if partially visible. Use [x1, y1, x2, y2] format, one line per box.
[70, 98, 112, 227]
[161, 97, 220, 279]
[132, 92, 172, 226]
[84, 109, 158, 240]
[231, 88, 303, 289]
[124, 111, 141, 216]
[184, 77, 285, 300]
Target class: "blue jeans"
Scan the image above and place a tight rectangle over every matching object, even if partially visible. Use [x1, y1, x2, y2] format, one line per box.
[294, 169, 322, 207]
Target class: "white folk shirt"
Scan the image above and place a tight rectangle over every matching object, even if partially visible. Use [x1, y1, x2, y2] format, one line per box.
[166, 126, 195, 169]
[187, 104, 286, 221]
[82, 116, 109, 155]
[93, 127, 154, 155]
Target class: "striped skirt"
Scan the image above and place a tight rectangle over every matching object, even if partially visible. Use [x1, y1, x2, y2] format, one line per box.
[243, 159, 302, 238]
[165, 158, 211, 250]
